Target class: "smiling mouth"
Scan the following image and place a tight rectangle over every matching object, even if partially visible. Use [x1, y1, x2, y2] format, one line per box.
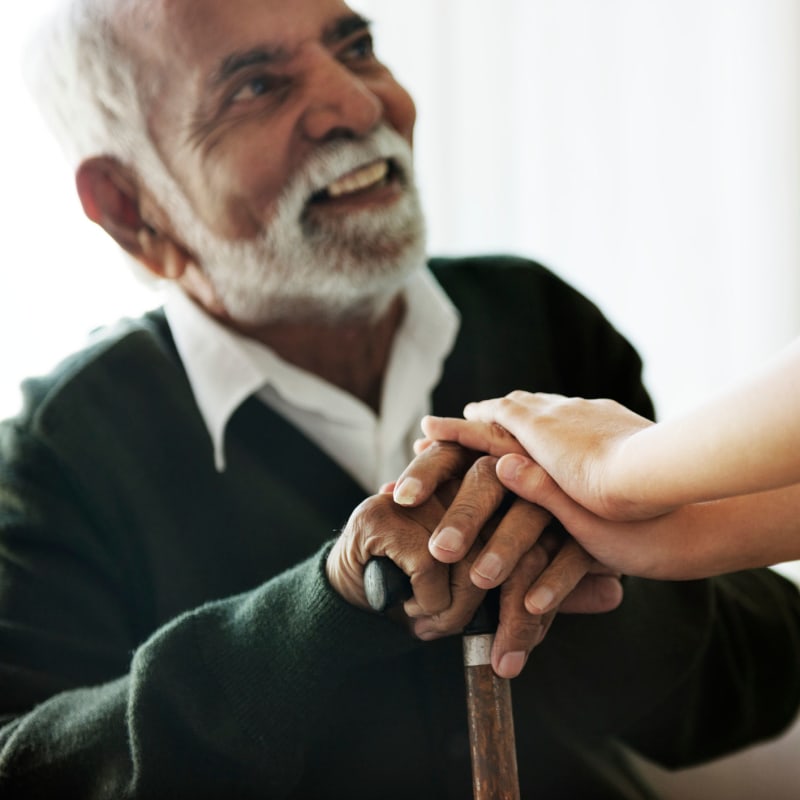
[310, 159, 397, 204]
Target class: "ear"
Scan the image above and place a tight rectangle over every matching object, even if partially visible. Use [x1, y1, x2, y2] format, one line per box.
[75, 156, 193, 280]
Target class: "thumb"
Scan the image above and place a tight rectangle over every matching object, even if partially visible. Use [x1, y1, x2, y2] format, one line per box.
[496, 454, 596, 537]
[496, 454, 559, 504]
[496, 455, 639, 576]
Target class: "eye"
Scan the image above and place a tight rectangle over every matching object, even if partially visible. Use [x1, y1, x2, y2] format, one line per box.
[231, 76, 269, 103]
[342, 33, 375, 62]
[230, 74, 289, 105]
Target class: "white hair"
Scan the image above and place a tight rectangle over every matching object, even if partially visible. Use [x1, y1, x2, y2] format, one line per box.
[25, 1, 157, 171]
[23, 1, 209, 283]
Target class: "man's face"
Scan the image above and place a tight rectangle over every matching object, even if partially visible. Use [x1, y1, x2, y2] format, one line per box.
[130, 0, 425, 323]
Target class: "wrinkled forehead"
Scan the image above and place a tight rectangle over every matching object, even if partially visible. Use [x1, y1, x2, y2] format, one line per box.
[124, 0, 361, 86]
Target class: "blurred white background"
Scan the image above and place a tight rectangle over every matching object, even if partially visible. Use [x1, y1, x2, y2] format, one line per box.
[1, 2, 799, 796]
[357, 0, 800, 422]
[3, 1, 799, 425]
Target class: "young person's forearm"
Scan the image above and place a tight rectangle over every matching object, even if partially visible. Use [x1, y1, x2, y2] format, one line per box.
[620, 339, 800, 510]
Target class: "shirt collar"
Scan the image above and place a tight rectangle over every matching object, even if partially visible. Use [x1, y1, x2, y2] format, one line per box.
[164, 266, 460, 472]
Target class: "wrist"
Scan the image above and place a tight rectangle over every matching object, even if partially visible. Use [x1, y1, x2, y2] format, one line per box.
[605, 429, 680, 520]
[599, 436, 645, 520]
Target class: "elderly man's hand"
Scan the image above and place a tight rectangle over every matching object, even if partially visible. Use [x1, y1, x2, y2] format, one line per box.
[328, 440, 623, 679]
[388, 440, 624, 677]
[326, 490, 487, 637]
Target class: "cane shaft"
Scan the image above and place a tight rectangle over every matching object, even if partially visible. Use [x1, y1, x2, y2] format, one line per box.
[365, 559, 521, 799]
[463, 634, 520, 800]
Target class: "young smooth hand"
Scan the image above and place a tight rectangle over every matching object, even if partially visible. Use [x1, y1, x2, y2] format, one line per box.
[421, 391, 665, 520]
[481, 453, 800, 579]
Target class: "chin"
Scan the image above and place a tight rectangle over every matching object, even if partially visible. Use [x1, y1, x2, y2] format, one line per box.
[209, 198, 427, 325]
[228, 246, 425, 326]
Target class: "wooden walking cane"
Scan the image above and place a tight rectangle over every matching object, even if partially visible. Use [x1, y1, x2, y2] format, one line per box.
[365, 557, 521, 800]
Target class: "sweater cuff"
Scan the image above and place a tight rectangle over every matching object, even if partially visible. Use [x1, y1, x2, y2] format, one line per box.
[199, 543, 419, 743]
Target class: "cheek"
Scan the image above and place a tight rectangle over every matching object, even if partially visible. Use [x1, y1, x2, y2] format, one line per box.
[199, 146, 292, 239]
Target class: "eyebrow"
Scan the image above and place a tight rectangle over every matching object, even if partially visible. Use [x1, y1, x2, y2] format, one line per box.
[323, 13, 371, 45]
[210, 13, 372, 88]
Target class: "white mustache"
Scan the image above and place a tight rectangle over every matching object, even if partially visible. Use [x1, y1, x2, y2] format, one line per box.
[282, 124, 413, 208]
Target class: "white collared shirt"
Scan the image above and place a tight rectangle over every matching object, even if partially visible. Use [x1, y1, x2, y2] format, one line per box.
[164, 267, 460, 493]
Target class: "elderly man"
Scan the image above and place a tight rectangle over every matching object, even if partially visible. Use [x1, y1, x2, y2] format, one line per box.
[1, 0, 799, 797]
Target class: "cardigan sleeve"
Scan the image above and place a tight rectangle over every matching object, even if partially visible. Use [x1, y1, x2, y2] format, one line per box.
[0, 413, 418, 798]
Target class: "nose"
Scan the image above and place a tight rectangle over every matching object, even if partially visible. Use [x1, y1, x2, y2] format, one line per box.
[300, 56, 383, 142]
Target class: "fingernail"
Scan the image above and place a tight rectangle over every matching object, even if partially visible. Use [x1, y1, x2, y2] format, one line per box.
[497, 454, 526, 481]
[431, 526, 463, 553]
[526, 586, 555, 613]
[498, 651, 526, 678]
[473, 553, 503, 583]
[394, 477, 422, 506]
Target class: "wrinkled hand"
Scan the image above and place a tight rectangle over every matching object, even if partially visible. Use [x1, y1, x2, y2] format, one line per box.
[390, 441, 623, 677]
[421, 391, 656, 520]
[327, 491, 453, 614]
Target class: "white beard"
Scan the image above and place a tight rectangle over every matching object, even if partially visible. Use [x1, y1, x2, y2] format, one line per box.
[153, 124, 426, 324]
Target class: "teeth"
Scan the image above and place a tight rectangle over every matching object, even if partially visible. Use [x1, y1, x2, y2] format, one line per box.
[326, 160, 389, 198]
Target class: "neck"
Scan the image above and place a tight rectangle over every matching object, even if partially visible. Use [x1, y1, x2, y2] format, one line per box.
[232, 294, 406, 413]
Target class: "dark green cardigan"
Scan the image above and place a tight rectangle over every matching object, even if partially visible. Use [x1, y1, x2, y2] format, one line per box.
[0, 256, 798, 799]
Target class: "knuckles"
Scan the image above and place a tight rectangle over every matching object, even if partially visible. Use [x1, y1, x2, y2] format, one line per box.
[419, 439, 470, 468]
[470, 454, 500, 480]
[499, 612, 554, 652]
[351, 492, 411, 528]
[344, 493, 420, 553]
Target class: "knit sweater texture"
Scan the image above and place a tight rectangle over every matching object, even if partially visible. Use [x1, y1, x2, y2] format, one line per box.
[0, 256, 799, 799]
